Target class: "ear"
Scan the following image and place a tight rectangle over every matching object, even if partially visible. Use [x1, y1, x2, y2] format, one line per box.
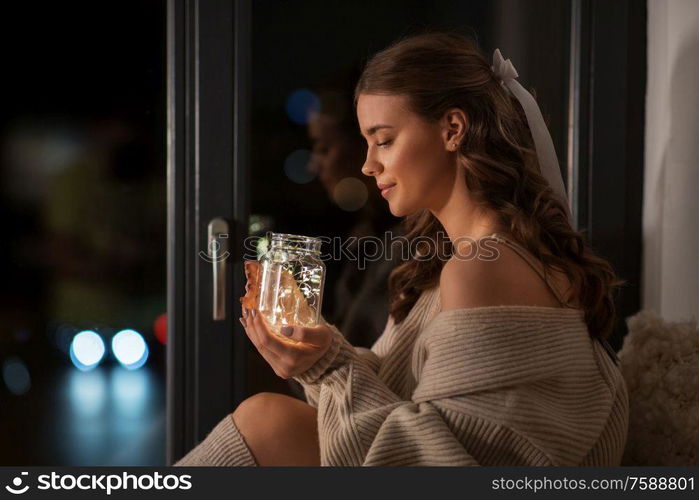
[440, 107, 468, 151]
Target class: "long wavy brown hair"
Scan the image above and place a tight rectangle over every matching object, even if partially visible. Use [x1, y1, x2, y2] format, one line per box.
[353, 32, 623, 340]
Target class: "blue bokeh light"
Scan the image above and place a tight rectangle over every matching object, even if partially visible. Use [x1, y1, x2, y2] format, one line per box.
[284, 149, 316, 184]
[68, 367, 107, 418]
[70, 330, 106, 372]
[285, 89, 320, 125]
[2, 356, 31, 395]
[111, 329, 149, 370]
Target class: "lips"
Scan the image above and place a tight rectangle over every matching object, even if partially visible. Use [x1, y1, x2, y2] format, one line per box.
[378, 182, 396, 198]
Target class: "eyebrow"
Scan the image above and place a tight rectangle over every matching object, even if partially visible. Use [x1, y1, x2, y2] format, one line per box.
[363, 124, 394, 136]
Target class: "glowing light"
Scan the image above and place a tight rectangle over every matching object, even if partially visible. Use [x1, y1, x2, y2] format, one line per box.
[257, 236, 269, 260]
[111, 329, 149, 370]
[284, 149, 315, 184]
[153, 313, 167, 345]
[333, 177, 368, 211]
[70, 330, 106, 371]
[285, 89, 320, 125]
[68, 368, 107, 418]
[2, 356, 31, 395]
[112, 367, 150, 417]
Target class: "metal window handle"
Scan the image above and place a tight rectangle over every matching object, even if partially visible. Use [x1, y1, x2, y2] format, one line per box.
[208, 217, 230, 321]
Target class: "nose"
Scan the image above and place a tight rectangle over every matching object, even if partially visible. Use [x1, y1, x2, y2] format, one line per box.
[361, 153, 383, 178]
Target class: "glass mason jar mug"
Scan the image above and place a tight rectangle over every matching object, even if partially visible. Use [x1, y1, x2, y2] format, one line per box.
[257, 232, 326, 333]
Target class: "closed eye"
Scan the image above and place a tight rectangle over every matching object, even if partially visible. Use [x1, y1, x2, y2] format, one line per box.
[377, 139, 393, 148]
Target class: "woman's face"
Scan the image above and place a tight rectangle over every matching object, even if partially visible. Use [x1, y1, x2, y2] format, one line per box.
[356, 93, 456, 217]
[307, 112, 365, 198]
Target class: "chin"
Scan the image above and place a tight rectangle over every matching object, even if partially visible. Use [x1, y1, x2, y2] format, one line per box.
[388, 205, 404, 217]
[387, 200, 416, 218]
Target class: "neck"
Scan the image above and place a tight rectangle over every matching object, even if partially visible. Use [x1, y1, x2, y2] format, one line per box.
[429, 167, 505, 244]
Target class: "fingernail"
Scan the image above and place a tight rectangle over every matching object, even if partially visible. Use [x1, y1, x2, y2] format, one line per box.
[238, 317, 245, 326]
[251, 309, 257, 318]
[242, 308, 247, 318]
[280, 326, 293, 336]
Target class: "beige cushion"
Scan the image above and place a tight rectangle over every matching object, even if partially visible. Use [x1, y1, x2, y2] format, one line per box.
[618, 310, 699, 465]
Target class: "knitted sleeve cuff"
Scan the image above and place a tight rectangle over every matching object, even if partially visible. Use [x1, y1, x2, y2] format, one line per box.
[172, 414, 258, 467]
[293, 322, 358, 386]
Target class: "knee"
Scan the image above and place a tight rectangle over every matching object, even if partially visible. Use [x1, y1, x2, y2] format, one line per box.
[232, 392, 314, 432]
[232, 392, 281, 426]
[231, 392, 319, 466]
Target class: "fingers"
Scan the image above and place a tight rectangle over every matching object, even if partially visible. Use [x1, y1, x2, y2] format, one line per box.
[239, 310, 291, 378]
[241, 309, 272, 353]
[239, 310, 261, 349]
[248, 310, 305, 358]
[280, 323, 333, 348]
[238, 307, 335, 380]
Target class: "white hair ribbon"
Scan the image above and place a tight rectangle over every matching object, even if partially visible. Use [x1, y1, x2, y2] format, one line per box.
[491, 48, 571, 221]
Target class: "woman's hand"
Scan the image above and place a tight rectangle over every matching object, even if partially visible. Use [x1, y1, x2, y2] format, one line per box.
[239, 307, 335, 379]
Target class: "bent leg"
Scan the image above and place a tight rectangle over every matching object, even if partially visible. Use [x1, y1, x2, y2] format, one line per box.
[173, 412, 258, 466]
[232, 392, 320, 466]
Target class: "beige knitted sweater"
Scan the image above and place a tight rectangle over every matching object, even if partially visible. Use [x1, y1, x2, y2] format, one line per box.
[175, 285, 629, 466]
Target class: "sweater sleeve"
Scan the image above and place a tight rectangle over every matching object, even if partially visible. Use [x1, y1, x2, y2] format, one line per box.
[292, 326, 479, 466]
[301, 318, 382, 409]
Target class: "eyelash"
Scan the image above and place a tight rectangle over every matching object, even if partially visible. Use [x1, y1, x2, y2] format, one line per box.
[376, 140, 392, 148]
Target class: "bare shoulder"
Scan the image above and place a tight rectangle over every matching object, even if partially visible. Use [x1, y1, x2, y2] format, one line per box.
[439, 238, 563, 311]
[439, 251, 505, 311]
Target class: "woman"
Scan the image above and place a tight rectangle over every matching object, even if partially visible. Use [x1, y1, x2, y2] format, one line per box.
[174, 32, 629, 467]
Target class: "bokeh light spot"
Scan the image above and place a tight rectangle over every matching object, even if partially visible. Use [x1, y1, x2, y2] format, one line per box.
[111, 329, 149, 370]
[2, 356, 31, 395]
[70, 330, 106, 372]
[285, 89, 320, 125]
[284, 149, 315, 184]
[333, 177, 368, 211]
